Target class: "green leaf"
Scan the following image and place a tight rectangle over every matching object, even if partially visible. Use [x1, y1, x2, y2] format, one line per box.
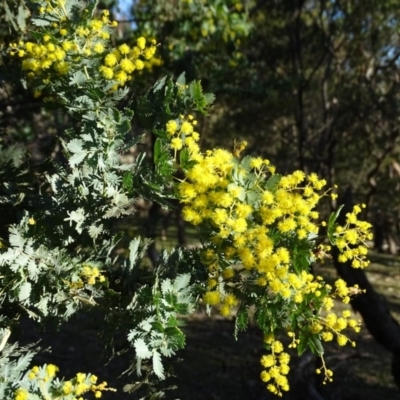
[129, 237, 141, 268]
[86, 87, 104, 102]
[88, 224, 103, 240]
[175, 303, 192, 315]
[69, 71, 87, 86]
[151, 321, 165, 332]
[164, 326, 182, 337]
[134, 338, 152, 359]
[152, 351, 165, 379]
[4, 2, 17, 30]
[67, 139, 84, 153]
[165, 292, 177, 307]
[328, 205, 344, 244]
[165, 327, 185, 348]
[153, 76, 167, 92]
[308, 335, 324, 356]
[246, 190, 259, 205]
[329, 205, 344, 227]
[122, 172, 133, 194]
[204, 93, 216, 106]
[17, 4, 30, 31]
[240, 155, 252, 170]
[173, 274, 191, 291]
[18, 282, 31, 302]
[161, 278, 173, 294]
[265, 174, 281, 193]
[116, 119, 131, 136]
[112, 108, 121, 123]
[154, 138, 162, 164]
[297, 334, 308, 356]
[69, 152, 86, 168]
[234, 308, 248, 339]
[176, 72, 186, 86]
[31, 17, 52, 26]
[179, 148, 190, 169]
[82, 111, 97, 121]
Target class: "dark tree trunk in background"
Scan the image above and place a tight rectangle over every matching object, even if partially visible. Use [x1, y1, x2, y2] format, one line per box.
[146, 202, 161, 266]
[333, 187, 400, 389]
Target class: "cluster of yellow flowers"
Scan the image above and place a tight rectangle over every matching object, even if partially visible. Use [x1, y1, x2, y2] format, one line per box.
[9, 9, 115, 80]
[334, 204, 373, 268]
[15, 364, 111, 399]
[80, 265, 106, 286]
[15, 364, 58, 400]
[166, 115, 200, 155]
[9, 6, 156, 90]
[27, 364, 59, 381]
[309, 279, 362, 339]
[260, 303, 362, 392]
[69, 264, 106, 289]
[99, 37, 157, 87]
[165, 117, 337, 307]
[164, 114, 372, 395]
[317, 308, 361, 345]
[164, 115, 372, 307]
[311, 305, 360, 384]
[61, 372, 108, 398]
[260, 338, 290, 396]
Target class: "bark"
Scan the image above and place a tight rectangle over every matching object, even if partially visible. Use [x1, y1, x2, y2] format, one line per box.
[333, 187, 400, 389]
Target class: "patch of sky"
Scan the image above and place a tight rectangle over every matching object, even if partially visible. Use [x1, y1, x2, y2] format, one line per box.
[115, 0, 137, 29]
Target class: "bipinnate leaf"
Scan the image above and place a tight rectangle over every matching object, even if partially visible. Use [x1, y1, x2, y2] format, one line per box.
[134, 338, 152, 359]
[67, 139, 87, 167]
[265, 174, 281, 193]
[204, 92, 216, 105]
[154, 138, 162, 164]
[152, 351, 165, 379]
[18, 282, 31, 302]
[67, 139, 84, 153]
[129, 237, 141, 267]
[161, 278, 173, 294]
[153, 76, 167, 92]
[176, 72, 186, 86]
[31, 17, 52, 26]
[69, 152, 87, 167]
[17, 5, 30, 31]
[173, 274, 190, 291]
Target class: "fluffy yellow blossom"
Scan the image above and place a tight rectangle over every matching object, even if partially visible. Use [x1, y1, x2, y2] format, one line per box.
[171, 137, 183, 150]
[104, 53, 117, 66]
[137, 37, 146, 50]
[14, 388, 29, 400]
[181, 121, 194, 135]
[203, 291, 221, 305]
[166, 120, 178, 135]
[46, 364, 59, 377]
[93, 43, 105, 53]
[99, 66, 113, 79]
[250, 157, 263, 169]
[118, 43, 130, 54]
